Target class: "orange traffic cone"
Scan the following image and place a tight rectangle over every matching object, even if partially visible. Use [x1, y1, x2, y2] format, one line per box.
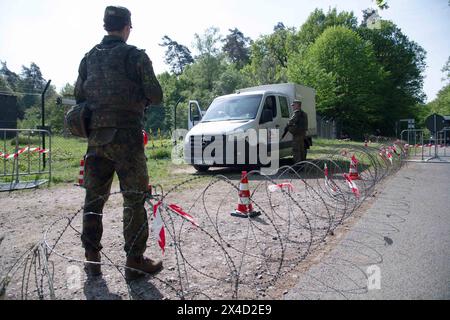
[78, 158, 85, 187]
[348, 155, 360, 180]
[231, 171, 261, 218]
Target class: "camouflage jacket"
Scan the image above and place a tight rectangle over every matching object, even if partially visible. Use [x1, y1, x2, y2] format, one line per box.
[74, 35, 163, 146]
[287, 109, 308, 136]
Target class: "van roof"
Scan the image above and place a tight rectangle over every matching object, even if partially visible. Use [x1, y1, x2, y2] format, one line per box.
[215, 90, 286, 100]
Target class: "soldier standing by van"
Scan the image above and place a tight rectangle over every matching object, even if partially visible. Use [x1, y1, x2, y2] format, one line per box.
[286, 99, 308, 163]
[74, 6, 163, 280]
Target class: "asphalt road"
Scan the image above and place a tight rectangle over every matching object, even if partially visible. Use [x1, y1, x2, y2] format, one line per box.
[285, 161, 450, 300]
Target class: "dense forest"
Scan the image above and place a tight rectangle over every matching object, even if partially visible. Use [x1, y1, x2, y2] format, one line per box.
[1, 7, 449, 139]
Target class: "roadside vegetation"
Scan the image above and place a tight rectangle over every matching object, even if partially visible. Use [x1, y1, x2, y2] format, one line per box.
[1, 135, 374, 186]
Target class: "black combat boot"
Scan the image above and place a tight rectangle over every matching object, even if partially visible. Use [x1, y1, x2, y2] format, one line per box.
[125, 256, 163, 280]
[84, 250, 102, 276]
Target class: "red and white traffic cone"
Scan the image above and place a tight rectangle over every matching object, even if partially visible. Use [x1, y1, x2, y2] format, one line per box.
[391, 145, 399, 156]
[348, 155, 360, 180]
[78, 158, 85, 187]
[142, 130, 148, 146]
[386, 149, 393, 164]
[231, 171, 261, 218]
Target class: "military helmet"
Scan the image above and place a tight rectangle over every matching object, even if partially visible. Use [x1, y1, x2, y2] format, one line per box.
[103, 6, 132, 31]
[64, 102, 92, 138]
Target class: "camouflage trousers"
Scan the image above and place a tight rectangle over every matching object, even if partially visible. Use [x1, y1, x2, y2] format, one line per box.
[81, 129, 149, 257]
[292, 135, 306, 164]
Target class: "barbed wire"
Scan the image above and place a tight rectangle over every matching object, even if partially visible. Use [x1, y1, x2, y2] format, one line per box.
[0, 139, 408, 300]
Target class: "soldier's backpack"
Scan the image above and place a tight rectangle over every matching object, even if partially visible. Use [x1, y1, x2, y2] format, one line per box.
[64, 102, 92, 138]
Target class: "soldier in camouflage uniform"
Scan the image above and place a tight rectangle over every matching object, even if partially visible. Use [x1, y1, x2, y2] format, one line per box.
[286, 99, 308, 163]
[74, 6, 163, 280]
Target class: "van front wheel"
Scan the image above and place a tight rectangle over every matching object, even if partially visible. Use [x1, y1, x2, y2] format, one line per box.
[193, 165, 210, 172]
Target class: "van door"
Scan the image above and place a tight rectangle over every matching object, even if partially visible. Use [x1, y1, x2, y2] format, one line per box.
[278, 95, 292, 157]
[188, 100, 203, 129]
[259, 95, 283, 158]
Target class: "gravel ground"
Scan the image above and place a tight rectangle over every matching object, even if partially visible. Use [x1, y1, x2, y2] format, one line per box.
[0, 149, 402, 300]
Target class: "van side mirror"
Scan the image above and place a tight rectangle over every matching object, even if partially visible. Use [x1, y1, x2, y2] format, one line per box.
[192, 114, 200, 122]
[260, 109, 273, 124]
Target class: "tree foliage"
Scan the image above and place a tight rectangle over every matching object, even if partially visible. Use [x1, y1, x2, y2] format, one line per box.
[296, 8, 358, 48]
[357, 20, 427, 134]
[193, 27, 222, 58]
[18, 98, 65, 133]
[361, 8, 381, 28]
[222, 28, 251, 69]
[1, 61, 20, 92]
[425, 58, 450, 118]
[1, 61, 56, 119]
[288, 26, 386, 138]
[442, 56, 450, 83]
[160, 36, 194, 75]
[59, 83, 75, 97]
[7, 6, 431, 139]
[0, 74, 13, 93]
[19, 63, 47, 110]
[375, 0, 389, 10]
[427, 84, 450, 116]
[242, 23, 295, 85]
[150, 71, 184, 131]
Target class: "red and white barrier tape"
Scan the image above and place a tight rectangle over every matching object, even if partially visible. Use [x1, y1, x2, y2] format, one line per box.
[268, 182, 294, 193]
[167, 204, 199, 227]
[152, 201, 166, 254]
[0, 146, 49, 160]
[151, 201, 199, 254]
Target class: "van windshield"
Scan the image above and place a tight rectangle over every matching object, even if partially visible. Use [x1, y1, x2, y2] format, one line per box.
[201, 94, 262, 122]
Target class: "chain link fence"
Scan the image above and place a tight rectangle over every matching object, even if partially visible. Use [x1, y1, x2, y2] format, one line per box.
[316, 114, 338, 139]
[0, 128, 51, 191]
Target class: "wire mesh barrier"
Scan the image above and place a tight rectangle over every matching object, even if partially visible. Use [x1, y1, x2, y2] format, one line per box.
[316, 115, 337, 139]
[0, 129, 51, 191]
[0, 139, 408, 300]
[401, 129, 450, 162]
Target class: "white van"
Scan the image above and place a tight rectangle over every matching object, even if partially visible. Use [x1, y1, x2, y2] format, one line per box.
[184, 83, 316, 172]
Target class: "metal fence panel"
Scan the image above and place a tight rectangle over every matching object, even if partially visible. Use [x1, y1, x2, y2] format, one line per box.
[0, 128, 51, 191]
[316, 115, 337, 139]
[401, 128, 449, 162]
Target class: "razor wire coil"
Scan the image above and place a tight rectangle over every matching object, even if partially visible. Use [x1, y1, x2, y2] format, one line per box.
[0, 140, 409, 300]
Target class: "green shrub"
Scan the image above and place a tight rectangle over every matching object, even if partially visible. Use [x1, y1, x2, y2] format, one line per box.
[9, 136, 42, 146]
[148, 147, 172, 159]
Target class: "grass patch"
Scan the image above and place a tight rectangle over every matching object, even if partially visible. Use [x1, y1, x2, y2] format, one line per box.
[308, 138, 369, 159]
[307, 138, 385, 169]
[148, 146, 172, 160]
[1, 135, 178, 185]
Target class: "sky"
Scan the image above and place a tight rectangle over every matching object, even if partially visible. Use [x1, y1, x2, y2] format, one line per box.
[0, 0, 449, 102]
